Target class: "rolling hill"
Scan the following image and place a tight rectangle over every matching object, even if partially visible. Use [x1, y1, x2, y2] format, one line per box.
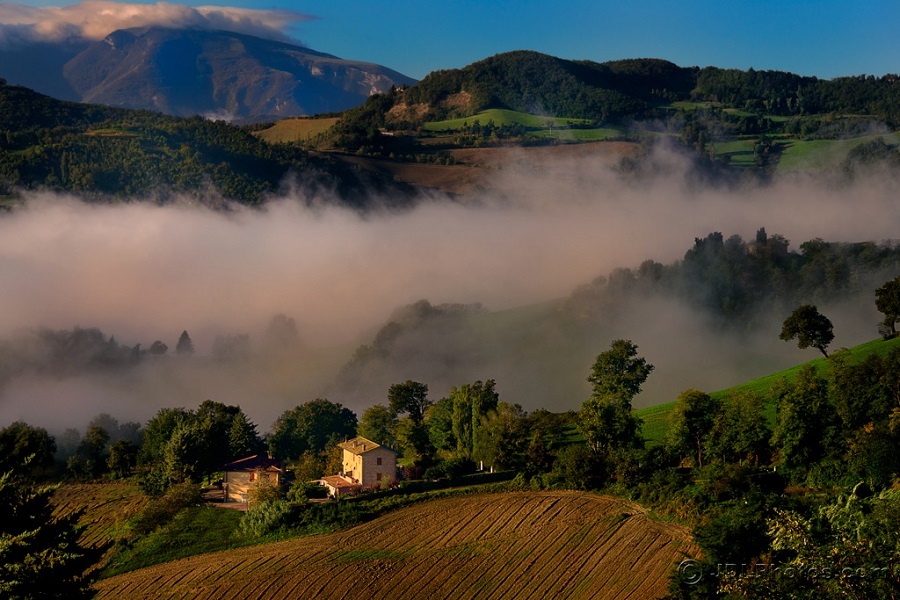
[0, 81, 413, 206]
[93, 491, 699, 599]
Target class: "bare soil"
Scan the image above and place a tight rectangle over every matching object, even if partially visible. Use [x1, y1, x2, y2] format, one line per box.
[94, 490, 698, 599]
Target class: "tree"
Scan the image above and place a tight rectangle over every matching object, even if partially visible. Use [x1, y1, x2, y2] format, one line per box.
[357, 404, 398, 448]
[175, 330, 194, 355]
[0, 467, 98, 598]
[579, 340, 652, 456]
[387, 380, 435, 464]
[450, 380, 500, 460]
[388, 380, 431, 425]
[77, 424, 110, 477]
[771, 365, 840, 477]
[667, 389, 720, 468]
[472, 402, 529, 470]
[875, 275, 900, 339]
[268, 399, 357, 461]
[779, 304, 834, 357]
[107, 439, 139, 479]
[0, 422, 56, 476]
[587, 339, 655, 400]
[705, 392, 771, 465]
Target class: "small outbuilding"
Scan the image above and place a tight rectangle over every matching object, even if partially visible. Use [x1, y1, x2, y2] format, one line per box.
[222, 453, 284, 503]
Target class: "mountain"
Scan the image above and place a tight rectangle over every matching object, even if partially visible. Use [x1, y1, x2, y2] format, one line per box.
[0, 27, 417, 122]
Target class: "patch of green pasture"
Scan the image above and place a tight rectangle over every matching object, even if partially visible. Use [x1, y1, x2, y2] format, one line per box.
[710, 139, 757, 167]
[533, 127, 628, 141]
[777, 132, 900, 172]
[422, 109, 590, 132]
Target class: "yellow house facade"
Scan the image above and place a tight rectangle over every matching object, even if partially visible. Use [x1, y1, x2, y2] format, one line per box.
[340, 437, 397, 488]
[320, 436, 397, 496]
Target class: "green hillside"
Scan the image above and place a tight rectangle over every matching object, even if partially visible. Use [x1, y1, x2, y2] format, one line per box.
[638, 335, 900, 446]
[421, 108, 590, 131]
[324, 51, 900, 175]
[0, 81, 408, 207]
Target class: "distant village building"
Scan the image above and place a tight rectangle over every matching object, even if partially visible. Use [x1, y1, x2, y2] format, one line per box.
[320, 436, 397, 497]
[222, 453, 284, 503]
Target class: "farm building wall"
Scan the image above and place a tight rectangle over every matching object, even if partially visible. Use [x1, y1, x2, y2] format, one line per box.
[343, 446, 397, 488]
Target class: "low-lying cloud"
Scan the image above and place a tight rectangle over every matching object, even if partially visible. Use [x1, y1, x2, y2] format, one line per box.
[0, 148, 898, 433]
[0, 1, 313, 47]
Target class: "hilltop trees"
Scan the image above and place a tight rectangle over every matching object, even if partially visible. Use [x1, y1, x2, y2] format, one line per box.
[875, 275, 900, 339]
[780, 304, 834, 357]
[579, 339, 652, 456]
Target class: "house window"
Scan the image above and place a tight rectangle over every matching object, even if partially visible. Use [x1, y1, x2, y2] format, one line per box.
[250, 472, 256, 482]
[376, 472, 382, 481]
[376, 457, 382, 466]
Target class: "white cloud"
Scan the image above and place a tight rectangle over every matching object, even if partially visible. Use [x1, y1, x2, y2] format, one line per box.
[0, 1, 313, 45]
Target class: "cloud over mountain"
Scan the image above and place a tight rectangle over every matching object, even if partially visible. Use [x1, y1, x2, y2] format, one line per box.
[0, 1, 313, 47]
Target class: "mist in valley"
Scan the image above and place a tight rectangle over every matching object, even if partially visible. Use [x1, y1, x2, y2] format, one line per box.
[1, 147, 898, 435]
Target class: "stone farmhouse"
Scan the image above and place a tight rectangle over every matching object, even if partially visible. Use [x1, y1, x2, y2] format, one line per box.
[222, 453, 284, 503]
[320, 436, 397, 497]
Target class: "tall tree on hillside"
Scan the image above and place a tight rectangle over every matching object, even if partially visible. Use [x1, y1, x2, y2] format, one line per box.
[388, 380, 432, 425]
[579, 339, 653, 455]
[388, 381, 434, 464]
[705, 391, 771, 466]
[667, 389, 721, 468]
[875, 275, 900, 339]
[779, 304, 835, 358]
[771, 365, 841, 477]
[450, 380, 500, 460]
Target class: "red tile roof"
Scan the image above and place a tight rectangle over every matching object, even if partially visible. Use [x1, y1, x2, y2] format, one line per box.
[223, 453, 283, 472]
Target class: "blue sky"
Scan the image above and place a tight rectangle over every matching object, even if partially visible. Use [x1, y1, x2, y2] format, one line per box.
[10, 0, 900, 80]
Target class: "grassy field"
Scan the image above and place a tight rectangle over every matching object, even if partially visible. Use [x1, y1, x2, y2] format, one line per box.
[422, 108, 590, 132]
[95, 491, 698, 599]
[776, 131, 900, 172]
[532, 127, 628, 141]
[254, 117, 340, 144]
[638, 335, 900, 446]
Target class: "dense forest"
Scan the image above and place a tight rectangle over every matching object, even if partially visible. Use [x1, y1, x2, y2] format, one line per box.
[331, 52, 900, 159]
[0, 80, 411, 207]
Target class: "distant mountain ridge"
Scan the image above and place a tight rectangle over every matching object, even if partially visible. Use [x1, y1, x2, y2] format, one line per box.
[0, 26, 417, 122]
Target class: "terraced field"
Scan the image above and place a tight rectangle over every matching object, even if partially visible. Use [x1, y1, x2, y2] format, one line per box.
[95, 491, 698, 599]
[51, 482, 148, 561]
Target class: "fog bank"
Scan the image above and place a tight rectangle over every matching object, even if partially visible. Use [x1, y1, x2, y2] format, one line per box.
[0, 151, 898, 431]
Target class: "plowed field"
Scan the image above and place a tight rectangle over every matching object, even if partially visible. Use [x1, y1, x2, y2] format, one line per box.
[95, 491, 698, 599]
[51, 482, 147, 549]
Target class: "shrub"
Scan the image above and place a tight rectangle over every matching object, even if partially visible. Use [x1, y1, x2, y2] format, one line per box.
[246, 477, 282, 506]
[238, 499, 294, 538]
[132, 481, 202, 535]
